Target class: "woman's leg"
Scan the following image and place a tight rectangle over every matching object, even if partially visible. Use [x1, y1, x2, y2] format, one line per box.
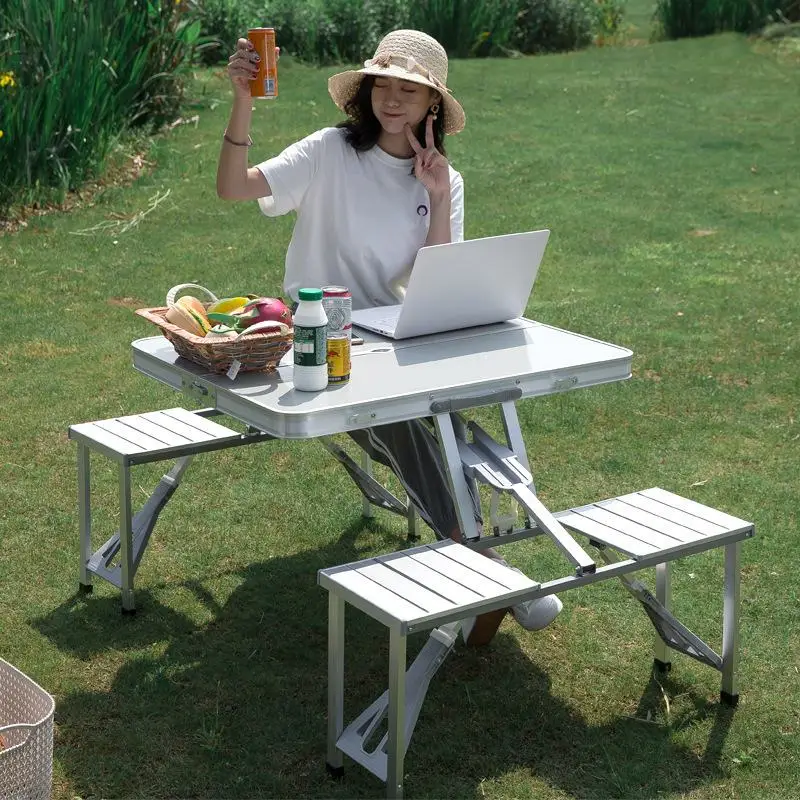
[349, 420, 511, 645]
[348, 418, 481, 542]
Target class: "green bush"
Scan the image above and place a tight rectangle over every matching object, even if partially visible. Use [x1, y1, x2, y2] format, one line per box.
[591, 0, 627, 41]
[199, 0, 265, 65]
[655, 0, 797, 38]
[513, 0, 595, 53]
[253, 0, 599, 63]
[0, 0, 202, 215]
[260, 0, 412, 65]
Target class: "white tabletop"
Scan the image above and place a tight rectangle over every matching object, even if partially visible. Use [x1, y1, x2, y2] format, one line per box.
[132, 318, 633, 438]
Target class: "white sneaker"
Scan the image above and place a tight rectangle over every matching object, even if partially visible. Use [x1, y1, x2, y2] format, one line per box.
[497, 559, 563, 631]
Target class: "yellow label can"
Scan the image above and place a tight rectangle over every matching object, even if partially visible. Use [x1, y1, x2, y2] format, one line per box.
[327, 334, 351, 384]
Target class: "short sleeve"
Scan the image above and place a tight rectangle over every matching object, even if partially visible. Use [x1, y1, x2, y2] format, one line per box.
[449, 170, 464, 243]
[255, 128, 329, 217]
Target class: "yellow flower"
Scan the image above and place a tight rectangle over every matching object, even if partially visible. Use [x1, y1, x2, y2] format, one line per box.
[0, 71, 16, 88]
[0, 130, 4, 139]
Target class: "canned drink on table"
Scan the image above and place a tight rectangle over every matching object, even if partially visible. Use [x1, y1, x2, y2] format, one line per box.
[248, 27, 278, 99]
[327, 334, 351, 384]
[322, 286, 352, 339]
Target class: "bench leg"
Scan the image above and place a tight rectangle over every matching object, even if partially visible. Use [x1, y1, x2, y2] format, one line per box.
[77, 443, 93, 593]
[326, 594, 345, 776]
[119, 463, 135, 613]
[387, 627, 407, 800]
[653, 562, 672, 672]
[721, 541, 741, 706]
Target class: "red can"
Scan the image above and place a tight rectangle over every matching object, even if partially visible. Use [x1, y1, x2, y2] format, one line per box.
[322, 286, 352, 339]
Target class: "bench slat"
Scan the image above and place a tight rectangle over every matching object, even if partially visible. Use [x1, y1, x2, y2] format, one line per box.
[93, 419, 173, 452]
[641, 488, 751, 531]
[429, 541, 537, 591]
[357, 562, 455, 615]
[408, 549, 516, 598]
[115, 414, 192, 447]
[141, 411, 217, 444]
[567, 504, 682, 550]
[331, 569, 426, 624]
[158, 407, 240, 440]
[596, 498, 707, 544]
[619, 493, 726, 536]
[378, 553, 484, 606]
[559, 511, 660, 556]
[70, 422, 146, 456]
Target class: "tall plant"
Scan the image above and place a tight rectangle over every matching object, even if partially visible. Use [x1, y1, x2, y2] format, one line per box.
[655, 0, 796, 38]
[409, 0, 522, 56]
[0, 0, 202, 214]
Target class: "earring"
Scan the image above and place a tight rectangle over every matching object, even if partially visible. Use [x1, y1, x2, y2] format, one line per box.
[430, 103, 440, 120]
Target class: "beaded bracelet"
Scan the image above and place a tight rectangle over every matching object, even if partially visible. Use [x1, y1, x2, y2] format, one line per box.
[223, 133, 253, 147]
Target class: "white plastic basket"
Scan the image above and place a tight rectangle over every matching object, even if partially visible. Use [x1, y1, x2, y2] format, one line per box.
[0, 658, 55, 800]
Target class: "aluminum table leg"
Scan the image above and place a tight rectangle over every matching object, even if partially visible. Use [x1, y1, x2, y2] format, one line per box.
[77, 443, 92, 592]
[118, 463, 135, 613]
[721, 541, 741, 705]
[654, 562, 672, 671]
[327, 594, 346, 775]
[386, 626, 407, 799]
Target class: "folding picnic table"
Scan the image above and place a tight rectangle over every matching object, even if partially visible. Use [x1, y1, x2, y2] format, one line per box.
[130, 319, 751, 799]
[131, 317, 632, 538]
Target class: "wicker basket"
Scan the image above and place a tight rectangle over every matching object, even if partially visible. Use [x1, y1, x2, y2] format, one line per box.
[0, 658, 56, 800]
[135, 283, 293, 374]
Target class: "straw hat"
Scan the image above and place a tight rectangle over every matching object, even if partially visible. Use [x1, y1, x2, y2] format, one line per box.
[328, 30, 466, 135]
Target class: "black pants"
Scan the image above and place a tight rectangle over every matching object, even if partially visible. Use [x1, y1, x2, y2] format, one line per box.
[348, 419, 482, 540]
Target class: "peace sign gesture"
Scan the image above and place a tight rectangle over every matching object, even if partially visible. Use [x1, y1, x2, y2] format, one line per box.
[405, 114, 450, 201]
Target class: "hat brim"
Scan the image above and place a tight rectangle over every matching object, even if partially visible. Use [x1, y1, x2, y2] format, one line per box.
[328, 66, 465, 135]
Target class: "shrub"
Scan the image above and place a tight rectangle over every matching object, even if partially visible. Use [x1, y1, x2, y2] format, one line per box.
[655, 0, 798, 38]
[513, 0, 595, 53]
[261, 0, 412, 65]
[0, 0, 202, 215]
[199, 0, 264, 65]
[409, 0, 522, 57]
[591, 0, 627, 41]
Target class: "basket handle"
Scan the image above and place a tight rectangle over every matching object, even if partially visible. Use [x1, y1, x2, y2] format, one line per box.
[166, 283, 218, 307]
[0, 722, 36, 750]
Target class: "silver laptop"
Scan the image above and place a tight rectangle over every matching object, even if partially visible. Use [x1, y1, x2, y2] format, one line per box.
[351, 229, 550, 339]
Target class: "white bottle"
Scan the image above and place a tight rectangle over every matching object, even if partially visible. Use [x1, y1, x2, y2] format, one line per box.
[292, 288, 329, 392]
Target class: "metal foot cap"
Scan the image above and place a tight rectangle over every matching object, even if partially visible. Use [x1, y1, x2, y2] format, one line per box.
[326, 763, 345, 779]
[720, 691, 739, 708]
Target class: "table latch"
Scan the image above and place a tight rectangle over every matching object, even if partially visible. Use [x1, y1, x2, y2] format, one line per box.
[181, 376, 217, 405]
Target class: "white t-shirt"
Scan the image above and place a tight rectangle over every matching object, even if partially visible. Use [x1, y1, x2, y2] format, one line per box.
[255, 127, 464, 310]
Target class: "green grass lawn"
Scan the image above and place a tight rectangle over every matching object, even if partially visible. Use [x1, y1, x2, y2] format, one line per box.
[1, 29, 798, 800]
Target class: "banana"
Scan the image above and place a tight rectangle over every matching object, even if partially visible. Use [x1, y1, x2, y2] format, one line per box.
[207, 296, 250, 315]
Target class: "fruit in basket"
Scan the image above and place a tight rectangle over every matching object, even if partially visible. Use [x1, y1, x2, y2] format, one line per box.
[165, 299, 210, 337]
[207, 296, 250, 315]
[206, 324, 239, 339]
[236, 297, 292, 329]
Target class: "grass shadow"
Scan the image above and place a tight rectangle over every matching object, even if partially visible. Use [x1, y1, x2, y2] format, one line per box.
[35, 519, 736, 798]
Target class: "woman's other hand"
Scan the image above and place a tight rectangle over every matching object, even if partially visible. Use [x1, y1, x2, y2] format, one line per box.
[405, 115, 450, 201]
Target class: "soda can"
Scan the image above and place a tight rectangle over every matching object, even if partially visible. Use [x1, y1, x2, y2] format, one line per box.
[327, 334, 351, 384]
[322, 285, 352, 339]
[248, 27, 278, 99]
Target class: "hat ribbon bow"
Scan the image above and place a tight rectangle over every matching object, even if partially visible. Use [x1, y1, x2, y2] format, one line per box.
[363, 53, 449, 93]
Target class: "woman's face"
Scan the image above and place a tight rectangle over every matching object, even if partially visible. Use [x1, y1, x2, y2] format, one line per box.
[371, 76, 437, 136]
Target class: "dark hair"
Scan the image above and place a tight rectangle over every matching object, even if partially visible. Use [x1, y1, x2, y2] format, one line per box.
[336, 75, 447, 159]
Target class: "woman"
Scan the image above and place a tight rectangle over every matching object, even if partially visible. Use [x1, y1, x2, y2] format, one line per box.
[216, 29, 562, 643]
